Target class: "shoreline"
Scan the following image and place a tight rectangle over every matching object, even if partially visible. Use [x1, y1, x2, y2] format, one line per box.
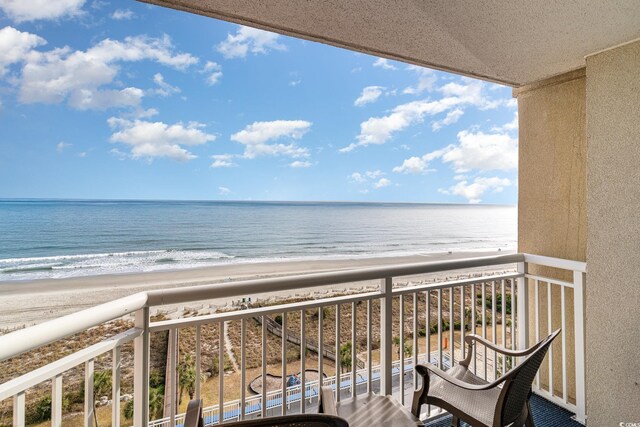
[0, 249, 514, 329]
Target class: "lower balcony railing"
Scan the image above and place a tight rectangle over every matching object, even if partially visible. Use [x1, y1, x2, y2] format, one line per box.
[0, 253, 587, 426]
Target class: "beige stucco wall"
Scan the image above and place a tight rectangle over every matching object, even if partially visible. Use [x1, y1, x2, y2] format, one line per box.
[585, 40, 640, 425]
[515, 69, 587, 404]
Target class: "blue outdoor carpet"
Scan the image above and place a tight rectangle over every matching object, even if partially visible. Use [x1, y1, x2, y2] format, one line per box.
[423, 394, 583, 427]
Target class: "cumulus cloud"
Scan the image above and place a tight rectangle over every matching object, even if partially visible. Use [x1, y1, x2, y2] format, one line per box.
[373, 178, 391, 189]
[69, 87, 144, 110]
[231, 120, 311, 159]
[217, 26, 286, 59]
[150, 73, 180, 97]
[438, 130, 517, 172]
[218, 186, 231, 195]
[394, 127, 517, 175]
[13, 33, 197, 110]
[354, 86, 384, 107]
[0, 0, 85, 22]
[392, 148, 446, 174]
[373, 58, 396, 70]
[349, 170, 389, 190]
[341, 99, 451, 152]
[349, 172, 366, 183]
[111, 9, 135, 20]
[432, 108, 464, 131]
[210, 154, 236, 168]
[343, 80, 506, 152]
[438, 80, 502, 110]
[290, 160, 311, 168]
[202, 61, 222, 85]
[439, 176, 511, 204]
[403, 65, 437, 95]
[108, 117, 215, 161]
[0, 27, 46, 76]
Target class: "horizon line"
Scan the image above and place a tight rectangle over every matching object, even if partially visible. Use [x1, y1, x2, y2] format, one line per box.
[0, 197, 516, 207]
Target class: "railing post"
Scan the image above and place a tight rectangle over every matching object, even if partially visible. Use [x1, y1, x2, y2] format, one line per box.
[573, 271, 587, 424]
[380, 277, 393, 396]
[516, 262, 529, 354]
[134, 307, 150, 427]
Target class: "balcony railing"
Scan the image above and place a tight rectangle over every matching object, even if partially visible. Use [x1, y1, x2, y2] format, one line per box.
[0, 253, 587, 426]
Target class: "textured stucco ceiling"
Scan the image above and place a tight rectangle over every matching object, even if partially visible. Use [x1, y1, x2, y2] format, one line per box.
[139, 0, 640, 87]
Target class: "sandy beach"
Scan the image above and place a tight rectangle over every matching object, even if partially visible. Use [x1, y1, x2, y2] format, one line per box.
[0, 250, 515, 330]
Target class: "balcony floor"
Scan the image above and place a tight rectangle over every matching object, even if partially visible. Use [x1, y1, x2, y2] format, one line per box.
[423, 394, 582, 427]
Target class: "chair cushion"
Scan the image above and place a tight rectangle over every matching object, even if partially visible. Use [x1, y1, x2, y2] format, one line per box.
[427, 365, 501, 427]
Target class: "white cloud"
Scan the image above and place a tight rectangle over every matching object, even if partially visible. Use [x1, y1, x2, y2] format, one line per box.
[210, 154, 237, 168]
[56, 141, 71, 152]
[343, 79, 507, 152]
[393, 156, 428, 174]
[354, 86, 384, 107]
[438, 80, 501, 110]
[131, 107, 159, 119]
[491, 112, 518, 132]
[432, 108, 464, 131]
[218, 186, 231, 195]
[150, 73, 180, 97]
[0, 27, 46, 76]
[290, 160, 311, 168]
[392, 148, 446, 174]
[365, 170, 384, 179]
[341, 99, 451, 152]
[217, 26, 286, 59]
[231, 120, 311, 159]
[17, 34, 198, 110]
[109, 148, 128, 160]
[111, 9, 134, 20]
[373, 178, 391, 189]
[108, 117, 215, 161]
[403, 65, 437, 95]
[438, 130, 518, 172]
[349, 172, 366, 183]
[0, 0, 85, 22]
[349, 170, 388, 190]
[69, 87, 144, 110]
[202, 61, 222, 85]
[373, 58, 396, 70]
[439, 176, 511, 204]
[289, 79, 301, 87]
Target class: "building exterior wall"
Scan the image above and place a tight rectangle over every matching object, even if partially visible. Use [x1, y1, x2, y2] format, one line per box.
[585, 39, 640, 426]
[515, 70, 587, 403]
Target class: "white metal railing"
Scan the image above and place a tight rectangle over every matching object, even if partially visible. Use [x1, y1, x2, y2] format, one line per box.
[0, 253, 587, 426]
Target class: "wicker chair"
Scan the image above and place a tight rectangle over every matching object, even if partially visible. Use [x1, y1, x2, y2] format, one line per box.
[184, 399, 204, 427]
[412, 329, 561, 427]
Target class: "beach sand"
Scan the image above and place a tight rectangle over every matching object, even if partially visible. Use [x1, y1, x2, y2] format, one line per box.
[0, 250, 515, 330]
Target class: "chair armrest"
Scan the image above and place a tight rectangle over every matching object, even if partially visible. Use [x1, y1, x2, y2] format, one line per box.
[318, 386, 338, 416]
[464, 334, 542, 357]
[415, 363, 504, 391]
[183, 399, 204, 427]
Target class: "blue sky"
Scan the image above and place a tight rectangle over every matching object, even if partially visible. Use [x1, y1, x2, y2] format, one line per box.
[0, 0, 518, 204]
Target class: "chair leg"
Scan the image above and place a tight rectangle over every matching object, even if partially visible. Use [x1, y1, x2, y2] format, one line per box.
[451, 416, 460, 427]
[524, 401, 535, 427]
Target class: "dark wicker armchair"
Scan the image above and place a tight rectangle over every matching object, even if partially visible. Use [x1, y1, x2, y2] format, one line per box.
[412, 329, 561, 427]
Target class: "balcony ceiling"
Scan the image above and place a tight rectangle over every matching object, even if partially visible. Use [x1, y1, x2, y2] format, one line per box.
[139, 0, 640, 87]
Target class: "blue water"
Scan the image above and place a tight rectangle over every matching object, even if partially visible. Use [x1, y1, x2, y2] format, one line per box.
[0, 199, 516, 281]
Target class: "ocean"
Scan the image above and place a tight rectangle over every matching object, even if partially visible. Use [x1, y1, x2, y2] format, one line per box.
[0, 200, 517, 281]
